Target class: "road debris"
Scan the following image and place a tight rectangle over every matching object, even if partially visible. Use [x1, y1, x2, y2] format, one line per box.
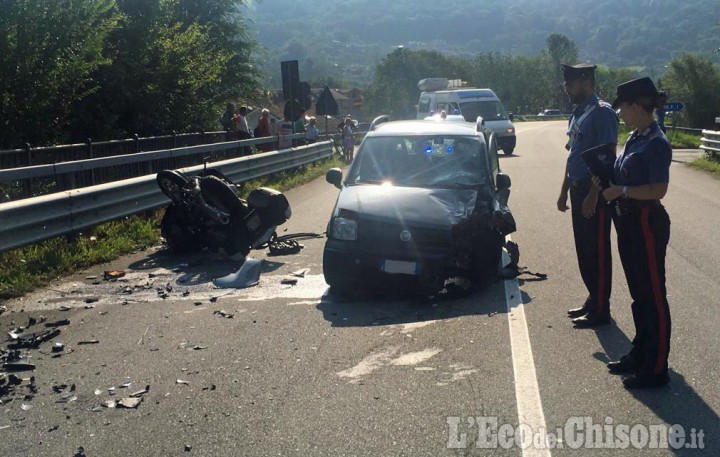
[104, 270, 126, 280]
[213, 310, 234, 319]
[213, 258, 262, 289]
[176, 379, 190, 385]
[281, 278, 298, 285]
[117, 397, 142, 408]
[291, 268, 310, 278]
[45, 319, 70, 328]
[130, 385, 150, 398]
[77, 340, 99, 345]
[8, 329, 60, 349]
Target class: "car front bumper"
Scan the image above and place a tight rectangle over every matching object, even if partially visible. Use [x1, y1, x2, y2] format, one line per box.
[496, 135, 516, 150]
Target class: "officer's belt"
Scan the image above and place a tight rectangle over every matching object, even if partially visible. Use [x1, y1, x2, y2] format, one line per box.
[616, 199, 661, 215]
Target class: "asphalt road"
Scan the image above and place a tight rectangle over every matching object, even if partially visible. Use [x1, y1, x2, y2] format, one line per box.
[0, 121, 718, 456]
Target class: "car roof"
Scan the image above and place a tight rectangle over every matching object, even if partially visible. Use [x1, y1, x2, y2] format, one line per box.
[369, 119, 479, 136]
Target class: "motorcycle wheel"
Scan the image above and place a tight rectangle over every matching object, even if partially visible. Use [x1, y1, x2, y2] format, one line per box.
[157, 170, 189, 204]
[161, 204, 203, 253]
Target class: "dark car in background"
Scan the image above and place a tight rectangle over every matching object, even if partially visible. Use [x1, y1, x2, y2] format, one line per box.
[323, 118, 515, 296]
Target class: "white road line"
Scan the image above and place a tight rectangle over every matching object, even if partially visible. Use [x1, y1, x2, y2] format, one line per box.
[504, 242, 552, 457]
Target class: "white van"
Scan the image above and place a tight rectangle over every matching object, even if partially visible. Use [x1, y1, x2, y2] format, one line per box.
[417, 79, 516, 155]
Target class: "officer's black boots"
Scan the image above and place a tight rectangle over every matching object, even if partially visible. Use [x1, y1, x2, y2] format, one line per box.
[567, 306, 589, 318]
[567, 297, 592, 318]
[572, 311, 611, 328]
[607, 359, 640, 375]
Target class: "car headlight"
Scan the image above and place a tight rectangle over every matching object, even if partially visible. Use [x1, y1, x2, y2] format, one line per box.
[330, 217, 358, 241]
[506, 127, 515, 134]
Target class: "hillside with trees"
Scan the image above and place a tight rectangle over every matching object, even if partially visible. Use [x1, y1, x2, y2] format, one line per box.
[1, 0, 718, 150]
[244, 0, 719, 86]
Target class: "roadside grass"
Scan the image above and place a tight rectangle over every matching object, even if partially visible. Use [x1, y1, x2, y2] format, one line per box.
[0, 155, 345, 300]
[688, 155, 720, 176]
[618, 124, 701, 149]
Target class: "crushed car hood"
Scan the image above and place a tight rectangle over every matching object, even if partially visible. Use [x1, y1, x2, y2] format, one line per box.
[335, 185, 478, 229]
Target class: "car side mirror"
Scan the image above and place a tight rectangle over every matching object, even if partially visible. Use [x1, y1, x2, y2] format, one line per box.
[508, 112, 514, 121]
[326, 168, 343, 189]
[496, 172, 511, 190]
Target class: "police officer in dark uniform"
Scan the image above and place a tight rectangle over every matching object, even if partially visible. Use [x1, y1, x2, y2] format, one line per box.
[601, 77, 671, 389]
[557, 63, 619, 328]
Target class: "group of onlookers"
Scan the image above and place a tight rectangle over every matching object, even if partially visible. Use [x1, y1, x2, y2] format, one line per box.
[221, 103, 321, 153]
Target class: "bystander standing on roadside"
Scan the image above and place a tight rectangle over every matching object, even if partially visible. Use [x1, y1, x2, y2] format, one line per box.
[293, 109, 307, 146]
[255, 109, 272, 151]
[221, 103, 237, 135]
[342, 117, 355, 161]
[235, 106, 252, 155]
[305, 117, 318, 144]
[277, 115, 294, 149]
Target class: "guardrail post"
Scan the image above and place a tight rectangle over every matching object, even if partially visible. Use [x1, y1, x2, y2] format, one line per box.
[24, 143, 32, 197]
[134, 134, 140, 153]
[87, 138, 96, 186]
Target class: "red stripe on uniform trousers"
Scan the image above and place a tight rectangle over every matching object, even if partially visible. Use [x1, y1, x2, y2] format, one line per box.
[596, 207, 606, 314]
[641, 207, 669, 373]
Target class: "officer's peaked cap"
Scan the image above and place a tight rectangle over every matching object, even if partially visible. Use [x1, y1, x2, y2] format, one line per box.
[561, 63, 596, 82]
[611, 77, 666, 109]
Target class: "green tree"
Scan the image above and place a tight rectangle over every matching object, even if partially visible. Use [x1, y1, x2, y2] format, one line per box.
[544, 33, 579, 111]
[364, 48, 473, 119]
[71, 0, 261, 139]
[0, 0, 121, 148]
[662, 53, 720, 128]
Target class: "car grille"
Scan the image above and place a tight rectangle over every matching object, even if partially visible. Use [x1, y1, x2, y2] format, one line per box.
[359, 219, 451, 253]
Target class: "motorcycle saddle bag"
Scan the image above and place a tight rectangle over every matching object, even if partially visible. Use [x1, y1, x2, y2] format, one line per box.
[247, 187, 291, 226]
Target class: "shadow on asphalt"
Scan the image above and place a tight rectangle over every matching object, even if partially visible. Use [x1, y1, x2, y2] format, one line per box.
[315, 278, 509, 328]
[127, 248, 286, 287]
[591, 323, 718, 454]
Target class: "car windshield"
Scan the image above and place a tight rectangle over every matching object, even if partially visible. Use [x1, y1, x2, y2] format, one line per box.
[346, 135, 490, 189]
[459, 100, 508, 121]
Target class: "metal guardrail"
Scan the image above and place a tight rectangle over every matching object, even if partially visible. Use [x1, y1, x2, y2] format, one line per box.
[700, 130, 720, 157]
[0, 141, 333, 254]
[0, 134, 316, 201]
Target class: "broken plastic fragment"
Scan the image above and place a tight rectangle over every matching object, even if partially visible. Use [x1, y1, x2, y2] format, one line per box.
[291, 268, 310, 278]
[130, 385, 150, 398]
[8, 328, 60, 349]
[102, 400, 116, 408]
[281, 278, 298, 285]
[104, 270, 126, 280]
[176, 379, 190, 385]
[213, 258, 262, 289]
[21, 404, 32, 411]
[45, 319, 70, 328]
[77, 340, 99, 345]
[213, 310, 234, 319]
[117, 397, 142, 408]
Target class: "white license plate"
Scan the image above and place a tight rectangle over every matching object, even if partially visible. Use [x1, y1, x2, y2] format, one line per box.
[380, 260, 420, 275]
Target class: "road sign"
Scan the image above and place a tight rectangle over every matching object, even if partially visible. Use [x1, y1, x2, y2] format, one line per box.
[315, 86, 338, 116]
[664, 102, 684, 112]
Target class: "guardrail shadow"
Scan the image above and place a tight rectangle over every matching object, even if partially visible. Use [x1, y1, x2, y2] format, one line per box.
[591, 323, 718, 454]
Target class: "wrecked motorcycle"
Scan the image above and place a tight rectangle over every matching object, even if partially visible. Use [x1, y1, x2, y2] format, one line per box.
[156, 168, 291, 258]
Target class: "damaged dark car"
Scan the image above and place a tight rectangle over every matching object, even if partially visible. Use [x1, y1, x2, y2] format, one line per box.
[323, 118, 516, 295]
